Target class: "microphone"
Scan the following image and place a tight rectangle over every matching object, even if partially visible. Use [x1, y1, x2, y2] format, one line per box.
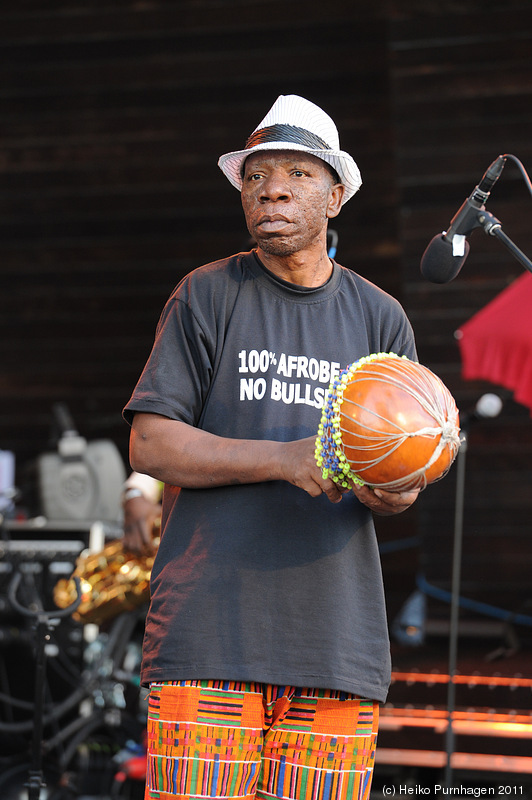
[420, 155, 507, 283]
[471, 392, 503, 420]
[460, 392, 503, 430]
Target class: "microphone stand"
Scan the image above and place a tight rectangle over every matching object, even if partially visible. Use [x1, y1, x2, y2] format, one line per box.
[8, 572, 81, 800]
[476, 210, 532, 274]
[444, 393, 503, 787]
[444, 420, 469, 788]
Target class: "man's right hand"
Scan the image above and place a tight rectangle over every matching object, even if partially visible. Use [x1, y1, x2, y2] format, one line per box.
[123, 494, 161, 556]
[279, 436, 349, 504]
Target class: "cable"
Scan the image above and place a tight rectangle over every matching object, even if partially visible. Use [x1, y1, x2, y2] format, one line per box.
[378, 535, 421, 554]
[503, 153, 532, 198]
[417, 573, 532, 628]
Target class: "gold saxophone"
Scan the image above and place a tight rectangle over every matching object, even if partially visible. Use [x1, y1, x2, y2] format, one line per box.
[54, 523, 160, 626]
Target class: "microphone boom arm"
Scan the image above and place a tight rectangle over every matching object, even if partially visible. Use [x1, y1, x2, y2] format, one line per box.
[477, 210, 532, 274]
[420, 154, 532, 283]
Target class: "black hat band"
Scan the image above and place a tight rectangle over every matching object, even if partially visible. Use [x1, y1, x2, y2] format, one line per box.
[245, 124, 331, 151]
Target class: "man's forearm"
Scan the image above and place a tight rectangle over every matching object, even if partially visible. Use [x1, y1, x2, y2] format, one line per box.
[129, 412, 285, 489]
[129, 412, 397, 508]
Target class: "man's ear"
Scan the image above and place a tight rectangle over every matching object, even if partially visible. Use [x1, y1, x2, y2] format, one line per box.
[326, 184, 345, 219]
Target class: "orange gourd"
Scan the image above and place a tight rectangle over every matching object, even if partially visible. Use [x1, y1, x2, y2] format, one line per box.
[315, 353, 461, 492]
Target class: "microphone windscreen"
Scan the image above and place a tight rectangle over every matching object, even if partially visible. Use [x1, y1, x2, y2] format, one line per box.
[420, 234, 470, 284]
[475, 393, 503, 419]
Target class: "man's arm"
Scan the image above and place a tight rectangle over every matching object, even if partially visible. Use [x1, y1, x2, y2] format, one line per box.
[130, 412, 345, 502]
[123, 493, 161, 555]
[129, 412, 418, 513]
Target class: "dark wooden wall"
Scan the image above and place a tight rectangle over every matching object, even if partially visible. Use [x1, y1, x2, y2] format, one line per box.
[389, 3, 532, 622]
[0, 0, 396, 464]
[2, 0, 532, 624]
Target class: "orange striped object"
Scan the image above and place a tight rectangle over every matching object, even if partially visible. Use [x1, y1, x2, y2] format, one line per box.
[144, 680, 378, 800]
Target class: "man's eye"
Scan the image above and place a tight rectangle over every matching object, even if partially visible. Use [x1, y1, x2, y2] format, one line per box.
[248, 173, 262, 181]
[292, 170, 306, 177]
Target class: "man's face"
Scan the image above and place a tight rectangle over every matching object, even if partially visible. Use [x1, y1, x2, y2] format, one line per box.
[240, 150, 344, 258]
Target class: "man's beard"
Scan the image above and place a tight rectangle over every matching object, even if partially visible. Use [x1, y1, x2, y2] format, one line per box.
[253, 229, 322, 257]
[257, 236, 297, 257]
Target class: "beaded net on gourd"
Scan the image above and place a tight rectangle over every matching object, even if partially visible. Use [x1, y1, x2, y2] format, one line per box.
[314, 352, 461, 492]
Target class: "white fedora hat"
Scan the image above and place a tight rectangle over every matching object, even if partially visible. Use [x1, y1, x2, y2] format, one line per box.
[218, 94, 362, 206]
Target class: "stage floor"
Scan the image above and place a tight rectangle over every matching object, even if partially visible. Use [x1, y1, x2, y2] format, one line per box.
[373, 630, 532, 794]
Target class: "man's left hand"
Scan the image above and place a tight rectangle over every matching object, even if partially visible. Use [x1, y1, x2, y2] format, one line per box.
[352, 483, 420, 516]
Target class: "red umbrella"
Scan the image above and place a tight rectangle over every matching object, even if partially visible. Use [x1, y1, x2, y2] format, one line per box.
[456, 270, 532, 414]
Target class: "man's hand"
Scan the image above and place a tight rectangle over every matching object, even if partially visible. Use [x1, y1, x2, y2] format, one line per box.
[129, 414, 418, 512]
[123, 495, 161, 556]
[279, 437, 351, 504]
[351, 482, 420, 515]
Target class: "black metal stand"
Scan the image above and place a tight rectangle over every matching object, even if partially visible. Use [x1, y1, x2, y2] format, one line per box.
[444, 424, 469, 787]
[476, 210, 532, 274]
[441, 199, 531, 786]
[8, 571, 81, 800]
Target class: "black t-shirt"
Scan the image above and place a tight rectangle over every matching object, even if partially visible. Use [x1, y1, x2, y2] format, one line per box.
[124, 251, 417, 701]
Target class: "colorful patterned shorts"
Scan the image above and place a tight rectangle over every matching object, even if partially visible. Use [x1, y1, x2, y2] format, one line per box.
[144, 680, 379, 800]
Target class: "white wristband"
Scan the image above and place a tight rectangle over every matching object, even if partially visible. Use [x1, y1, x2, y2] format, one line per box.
[122, 487, 144, 505]
[123, 472, 163, 504]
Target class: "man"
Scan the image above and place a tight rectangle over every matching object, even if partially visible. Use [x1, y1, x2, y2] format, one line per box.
[121, 471, 162, 555]
[124, 94, 418, 800]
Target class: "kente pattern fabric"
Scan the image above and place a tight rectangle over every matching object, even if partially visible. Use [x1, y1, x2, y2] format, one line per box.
[144, 680, 379, 800]
[124, 251, 417, 702]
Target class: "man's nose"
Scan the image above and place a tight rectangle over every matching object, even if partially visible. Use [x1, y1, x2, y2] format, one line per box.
[259, 172, 291, 202]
